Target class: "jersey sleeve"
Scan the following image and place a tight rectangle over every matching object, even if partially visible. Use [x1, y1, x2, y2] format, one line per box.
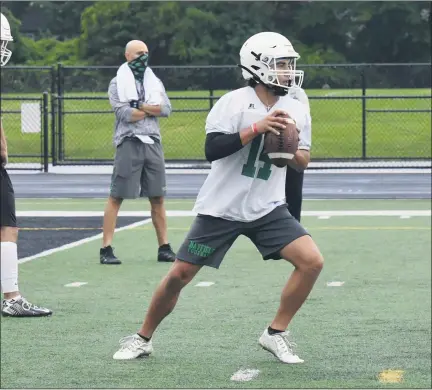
[289, 88, 312, 151]
[298, 110, 312, 151]
[288, 87, 310, 115]
[205, 93, 240, 135]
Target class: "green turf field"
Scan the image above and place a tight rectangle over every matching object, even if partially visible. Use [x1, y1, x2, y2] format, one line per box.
[1, 88, 431, 163]
[1, 198, 431, 388]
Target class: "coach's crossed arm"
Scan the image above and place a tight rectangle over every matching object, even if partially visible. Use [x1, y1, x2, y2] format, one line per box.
[138, 90, 172, 118]
[108, 80, 146, 123]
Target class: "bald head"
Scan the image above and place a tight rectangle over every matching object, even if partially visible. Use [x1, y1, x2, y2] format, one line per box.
[125, 40, 148, 62]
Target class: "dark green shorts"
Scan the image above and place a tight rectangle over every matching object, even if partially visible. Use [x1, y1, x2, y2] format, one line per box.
[176, 205, 309, 269]
[0, 168, 17, 228]
[110, 137, 166, 199]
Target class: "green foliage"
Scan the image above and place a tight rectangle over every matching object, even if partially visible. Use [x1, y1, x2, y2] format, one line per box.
[4, 1, 431, 67]
[3, 1, 93, 40]
[1, 1, 430, 89]
[23, 37, 82, 66]
[0, 7, 31, 64]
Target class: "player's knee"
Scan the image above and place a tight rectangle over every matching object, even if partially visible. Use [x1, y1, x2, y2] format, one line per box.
[109, 196, 123, 206]
[312, 252, 324, 272]
[149, 196, 164, 207]
[166, 262, 197, 290]
[0, 226, 18, 242]
[300, 251, 324, 274]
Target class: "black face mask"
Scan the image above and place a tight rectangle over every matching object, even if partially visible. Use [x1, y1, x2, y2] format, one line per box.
[128, 53, 149, 82]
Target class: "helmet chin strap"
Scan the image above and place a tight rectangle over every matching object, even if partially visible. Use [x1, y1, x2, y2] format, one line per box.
[237, 64, 289, 96]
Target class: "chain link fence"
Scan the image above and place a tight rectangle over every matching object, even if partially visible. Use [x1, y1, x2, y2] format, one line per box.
[56, 63, 432, 91]
[0, 93, 49, 171]
[0, 66, 55, 94]
[1, 63, 430, 169]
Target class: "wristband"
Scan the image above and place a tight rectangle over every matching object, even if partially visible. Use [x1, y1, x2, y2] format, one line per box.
[251, 123, 258, 134]
[129, 100, 140, 109]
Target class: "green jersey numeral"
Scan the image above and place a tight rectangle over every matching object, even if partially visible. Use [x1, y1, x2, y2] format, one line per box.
[241, 136, 272, 181]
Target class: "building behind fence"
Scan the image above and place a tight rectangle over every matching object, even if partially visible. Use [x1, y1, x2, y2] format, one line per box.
[1, 63, 431, 171]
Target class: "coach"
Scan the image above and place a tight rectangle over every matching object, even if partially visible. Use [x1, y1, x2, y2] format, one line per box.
[99, 40, 176, 265]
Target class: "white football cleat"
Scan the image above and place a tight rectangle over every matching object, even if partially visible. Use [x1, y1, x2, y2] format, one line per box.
[113, 334, 153, 360]
[259, 328, 304, 364]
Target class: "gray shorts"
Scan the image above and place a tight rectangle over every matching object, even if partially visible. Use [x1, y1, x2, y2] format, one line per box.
[176, 205, 309, 269]
[110, 137, 166, 199]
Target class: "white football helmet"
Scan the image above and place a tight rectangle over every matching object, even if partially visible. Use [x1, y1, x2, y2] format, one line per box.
[1, 13, 13, 67]
[239, 32, 304, 95]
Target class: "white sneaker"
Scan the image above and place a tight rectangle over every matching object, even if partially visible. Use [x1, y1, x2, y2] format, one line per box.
[259, 328, 304, 364]
[113, 334, 153, 360]
[2, 296, 52, 317]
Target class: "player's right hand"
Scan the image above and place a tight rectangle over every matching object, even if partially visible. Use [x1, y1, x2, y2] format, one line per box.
[254, 109, 291, 136]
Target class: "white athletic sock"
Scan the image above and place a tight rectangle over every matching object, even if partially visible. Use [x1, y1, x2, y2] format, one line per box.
[1, 242, 19, 294]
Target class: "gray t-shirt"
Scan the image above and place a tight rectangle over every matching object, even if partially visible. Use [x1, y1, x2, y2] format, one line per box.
[107, 76, 172, 146]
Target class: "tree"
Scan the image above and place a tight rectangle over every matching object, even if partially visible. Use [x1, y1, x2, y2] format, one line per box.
[79, 1, 221, 66]
[5, 1, 93, 40]
[350, 2, 431, 63]
[0, 7, 34, 64]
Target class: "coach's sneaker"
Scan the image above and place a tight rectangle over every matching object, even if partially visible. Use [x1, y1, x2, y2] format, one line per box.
[100, 245, 121, 265]
[157, 244, 176, 262]
[1, 296, 52, 317]
[113, 334, 153, 360]
[259, 328, 304, 364]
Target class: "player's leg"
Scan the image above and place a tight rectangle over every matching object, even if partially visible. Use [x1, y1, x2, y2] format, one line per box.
[102, 196, 123, 243]
[112, 214, 240, 360]
[248, 205, 323, 363]
[1, 226, 19, 301]
[138, 259, 201, 338]
[285, 166, 304, 222]
[271, 235, 322, 330]
[140, 140, 175, 262]
[1, 168, 52, 317]
[100, 138, 142, 265]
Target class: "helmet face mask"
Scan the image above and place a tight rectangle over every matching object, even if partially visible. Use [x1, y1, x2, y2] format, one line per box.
[239, 32, 304, 95]
[1, 39, 12, 67]
[264, 57, 303, 91]
[1, 13, 13, 67]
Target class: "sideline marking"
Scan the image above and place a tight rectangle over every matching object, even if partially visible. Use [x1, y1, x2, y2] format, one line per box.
[378, 370, 404, 384]
[19, 219, 152, 264]
[230, 369, 260, 382]
[16, 210, 431, 217]
[64, 282, 88, 288]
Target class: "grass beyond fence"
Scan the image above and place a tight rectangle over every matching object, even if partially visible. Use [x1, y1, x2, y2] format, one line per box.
[1, 88, 431, 163]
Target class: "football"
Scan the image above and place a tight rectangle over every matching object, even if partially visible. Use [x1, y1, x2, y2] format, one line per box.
[264, 115, 299, 168]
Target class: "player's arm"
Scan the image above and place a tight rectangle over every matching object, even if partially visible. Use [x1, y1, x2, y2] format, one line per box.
[108, 80, 146, 123]
[205, 110, 288, 162]
[287, 150, 310, 172]
[1, 120, 8, 167]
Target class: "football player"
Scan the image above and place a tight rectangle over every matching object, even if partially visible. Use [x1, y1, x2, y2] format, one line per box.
[1, 12, 52, 317]
[112, 32, 323, 363]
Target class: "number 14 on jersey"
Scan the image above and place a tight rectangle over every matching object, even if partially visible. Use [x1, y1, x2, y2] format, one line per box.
[241, 136, 272, 181]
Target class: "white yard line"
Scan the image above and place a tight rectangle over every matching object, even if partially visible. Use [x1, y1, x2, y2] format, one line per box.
[16, 210, 431, 218]
[18, 219, 152, 264]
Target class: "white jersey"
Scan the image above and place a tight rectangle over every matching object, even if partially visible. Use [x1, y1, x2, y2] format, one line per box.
[193, 87, 312, 222]
[288, 86, 312, 151]
[288, 86, 311, 116]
